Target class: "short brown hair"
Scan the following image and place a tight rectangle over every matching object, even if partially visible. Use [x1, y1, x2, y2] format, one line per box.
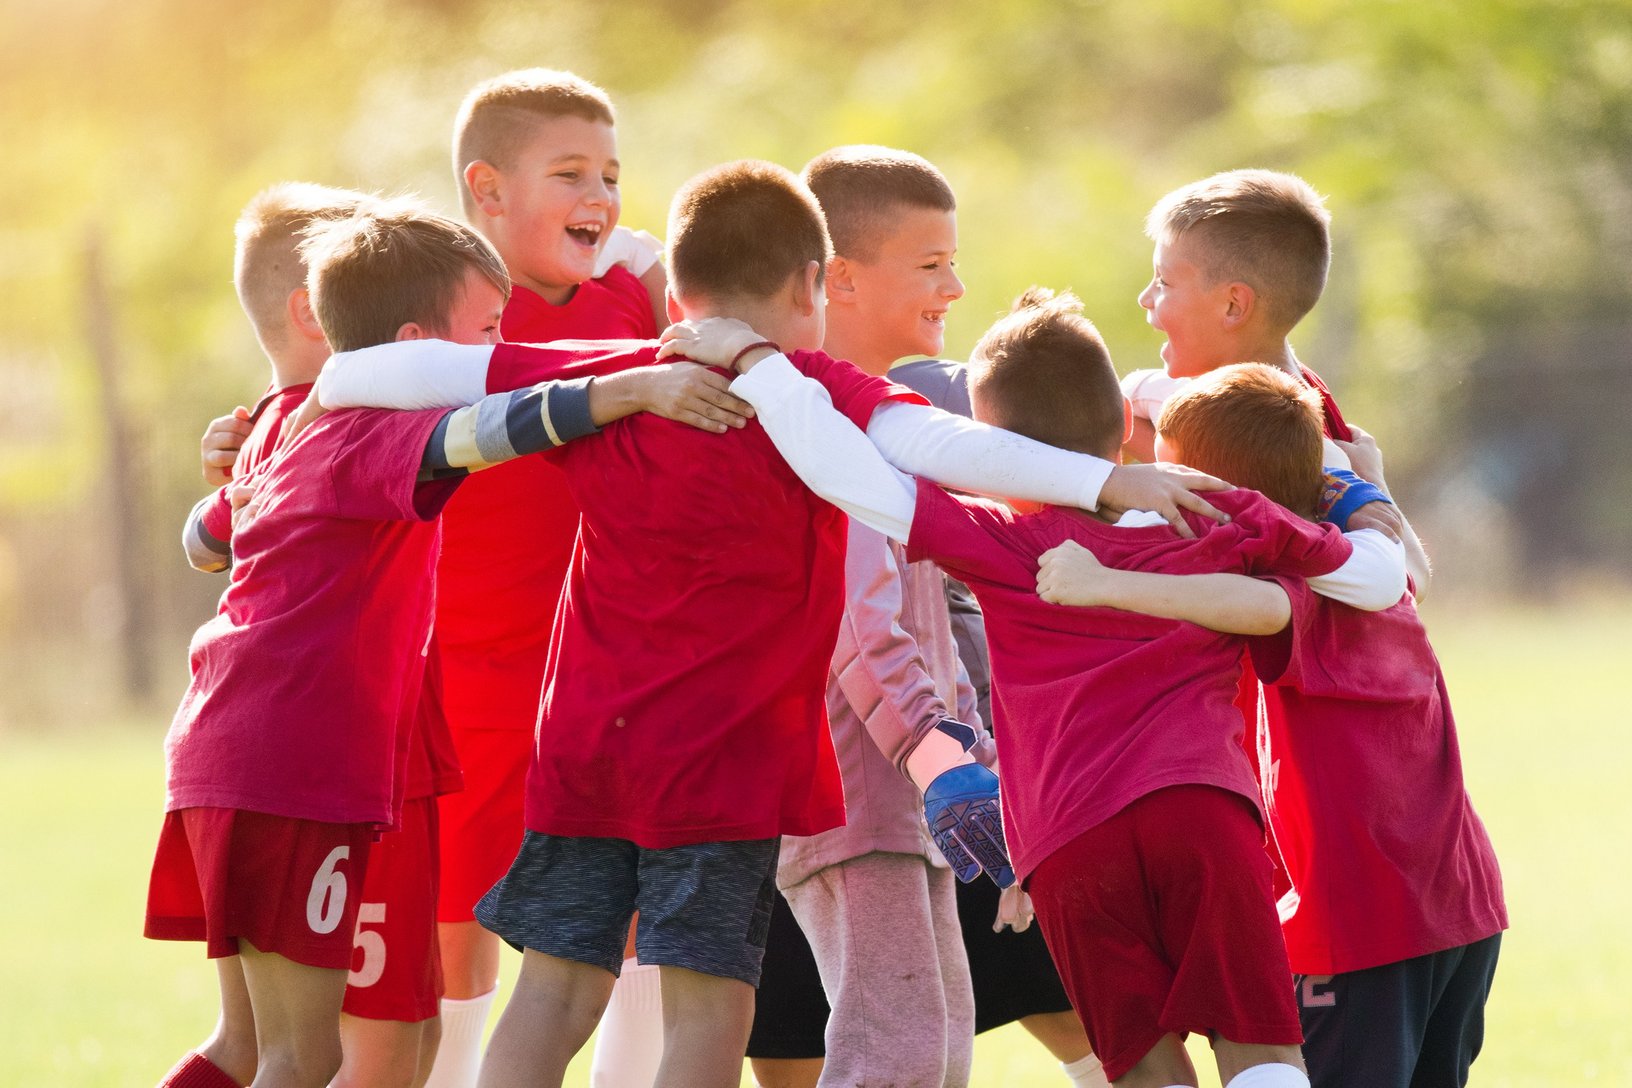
[453, 69, 616, 216]
[1146, 170, 1331, 332]
[302, 200, 511, 353]
[1156, 363, 1324, 517]
[233, 182, 375, 350]
[802, 145, 956, 262]
[667, 160, 832, 302]
[967, 288, 1124, 459]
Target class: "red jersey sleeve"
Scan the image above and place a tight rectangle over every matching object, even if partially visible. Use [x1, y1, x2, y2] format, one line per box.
[905, 484, 1036, 591]
[1250, 576, 1437, 702]
[1211, 488, 1353, 581]
[487, 341, 656, 393]
[787, 350, 930, 430]
[322, 408, 457, 522]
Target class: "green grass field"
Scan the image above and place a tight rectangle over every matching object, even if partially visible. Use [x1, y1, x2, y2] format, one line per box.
[2, 599, 1628, 1086]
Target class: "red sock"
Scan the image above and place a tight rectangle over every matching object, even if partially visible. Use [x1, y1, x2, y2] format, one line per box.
[158, 1051, 243, 1088]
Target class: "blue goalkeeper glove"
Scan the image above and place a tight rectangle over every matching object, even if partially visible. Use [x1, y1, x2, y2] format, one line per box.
[924, 763, 1015, 889]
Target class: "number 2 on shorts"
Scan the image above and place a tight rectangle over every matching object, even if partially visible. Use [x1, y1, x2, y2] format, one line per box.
[306, 846, 350, 934]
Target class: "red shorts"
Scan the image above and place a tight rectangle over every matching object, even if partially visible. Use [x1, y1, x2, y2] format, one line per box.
[342, 796, 444, 1022]
[1026, 785, 1302, 1082]
[436, 726, 529, 922]
[145, 808, 375, 969]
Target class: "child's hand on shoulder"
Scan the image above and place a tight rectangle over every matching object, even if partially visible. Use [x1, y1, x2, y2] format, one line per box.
[632, 363, 755, 434]
[1333, 425, 1386, 488]
[658, 318, 776, 372]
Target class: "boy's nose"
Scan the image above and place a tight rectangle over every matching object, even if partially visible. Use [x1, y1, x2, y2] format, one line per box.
[1137, 281, 1155, 309]
[943, 268, 966, 300]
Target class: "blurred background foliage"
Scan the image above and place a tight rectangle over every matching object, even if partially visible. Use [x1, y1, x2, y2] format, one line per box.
[1, 0, 1629, 724]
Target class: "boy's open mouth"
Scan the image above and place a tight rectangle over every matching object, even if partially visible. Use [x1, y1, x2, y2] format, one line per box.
[566, 222, 604, 249]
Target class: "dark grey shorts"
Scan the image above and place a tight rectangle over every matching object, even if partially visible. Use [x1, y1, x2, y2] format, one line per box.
[475, 831, 780, 986]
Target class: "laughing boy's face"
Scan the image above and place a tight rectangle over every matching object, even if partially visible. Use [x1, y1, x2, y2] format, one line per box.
[497, 115, 621, 301]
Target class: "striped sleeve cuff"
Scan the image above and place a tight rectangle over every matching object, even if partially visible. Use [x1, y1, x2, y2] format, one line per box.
[424, 376, 598, 475]
[182, 494, 232, 573]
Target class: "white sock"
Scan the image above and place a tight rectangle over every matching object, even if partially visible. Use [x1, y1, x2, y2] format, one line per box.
[422, 985, 499, 1088]
[1225, 1063, 1311, 1088]
[1062, 1051, 1111, 1087]
[589, 958, 665, 1088]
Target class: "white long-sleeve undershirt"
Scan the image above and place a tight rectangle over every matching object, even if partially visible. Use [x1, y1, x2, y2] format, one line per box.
[733, 355, 1406, 612]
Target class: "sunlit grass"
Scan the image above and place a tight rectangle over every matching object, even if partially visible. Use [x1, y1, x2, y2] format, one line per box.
[1, 600, 1627, 1085]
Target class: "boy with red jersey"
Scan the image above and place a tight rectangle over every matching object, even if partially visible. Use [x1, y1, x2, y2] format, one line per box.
[314, 161, 1236, 1088]
[149, 203, 723, 1088]
[667, 289, 1408, 1088]
[1041, 364, 1506, 1088]
[422, 70, 751, 1088]
[180, 183, 466, 1088]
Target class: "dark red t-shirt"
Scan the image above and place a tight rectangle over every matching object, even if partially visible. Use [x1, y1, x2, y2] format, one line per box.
[1250, 579, 1507, 974]
[198, 382, 462, 802]
[906, 486, 1354, 880]
[483, 341, 923, 847]
[433, 269, 659, 733]
[167, 408, 458, 826]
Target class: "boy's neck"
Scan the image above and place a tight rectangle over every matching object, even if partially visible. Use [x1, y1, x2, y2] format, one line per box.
[1231, 333, 1300, 376]
[267, 345, 328, 390]
[515, 274, 579, 308]
[821, 320, 895, 377]
[683, 298, 808, 355]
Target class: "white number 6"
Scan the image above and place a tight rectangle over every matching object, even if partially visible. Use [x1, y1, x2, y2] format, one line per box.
[349, 903, 387, 988]
[306, 846, 350, 935]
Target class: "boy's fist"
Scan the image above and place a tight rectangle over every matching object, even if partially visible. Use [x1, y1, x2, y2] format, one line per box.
[200, 406, 252, 486]
[1036, 540, 1113, 607]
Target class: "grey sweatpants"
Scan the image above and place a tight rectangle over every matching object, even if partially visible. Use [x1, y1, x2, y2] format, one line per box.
[782, 852, 975, 1087]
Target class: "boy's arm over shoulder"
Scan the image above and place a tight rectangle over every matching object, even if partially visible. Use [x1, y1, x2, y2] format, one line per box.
[1035, 538, 1291, 635]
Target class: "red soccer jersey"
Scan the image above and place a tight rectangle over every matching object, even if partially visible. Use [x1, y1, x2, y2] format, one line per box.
[197, 382, 462, 802]
[166, 407, 458, 827]
[905, 486, 1354, 881]
[1249, 580, 1507, 974]
[434, 269, 659, 733]
[483, 341, 923, 848]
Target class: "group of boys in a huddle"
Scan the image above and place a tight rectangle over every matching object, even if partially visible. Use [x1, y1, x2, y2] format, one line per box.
[148, 66, 1506, 1088]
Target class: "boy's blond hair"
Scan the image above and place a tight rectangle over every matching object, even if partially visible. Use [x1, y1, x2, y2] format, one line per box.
[968, 288, 1124, 459]
[1157, 363, 1325, 517]
[452, 68, 617, 216]
[233, 182, 375, 350]
[1146, 169, 1331, 333]
[302, 200, 510, 353]
[667, 160, 832, 302]
[802, 145, 956, 262]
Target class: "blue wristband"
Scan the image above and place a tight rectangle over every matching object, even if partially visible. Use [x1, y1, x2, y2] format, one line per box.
[1319, 467, 1391, 530]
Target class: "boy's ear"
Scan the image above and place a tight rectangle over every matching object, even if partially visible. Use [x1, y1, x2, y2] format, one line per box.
[824, 255, 857, 304]
[1123, 397, 1135, 444]
[1222, 281, 1256, 329]
[664, 288, 683, 324]
[793, 260, 821, 316]
[287, 287, 327, 345]
[394, 322, 428, 342]
[464, 161, 503, 217]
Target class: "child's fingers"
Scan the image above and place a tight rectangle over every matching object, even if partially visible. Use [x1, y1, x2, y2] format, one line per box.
[1173, 485, 1230, 526]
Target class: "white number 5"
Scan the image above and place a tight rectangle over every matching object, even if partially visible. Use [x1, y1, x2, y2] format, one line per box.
[349, 904, 387, 988]
[305, 846, 350, 935]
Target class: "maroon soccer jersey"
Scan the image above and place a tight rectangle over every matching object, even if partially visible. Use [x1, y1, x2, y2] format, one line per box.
[434, 269, 658, 734]
[483, 341, 923, 848]
[906, 486, 1354, 881]
[1250, 580, 1508, 974]
[167, 408, 457, 826]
